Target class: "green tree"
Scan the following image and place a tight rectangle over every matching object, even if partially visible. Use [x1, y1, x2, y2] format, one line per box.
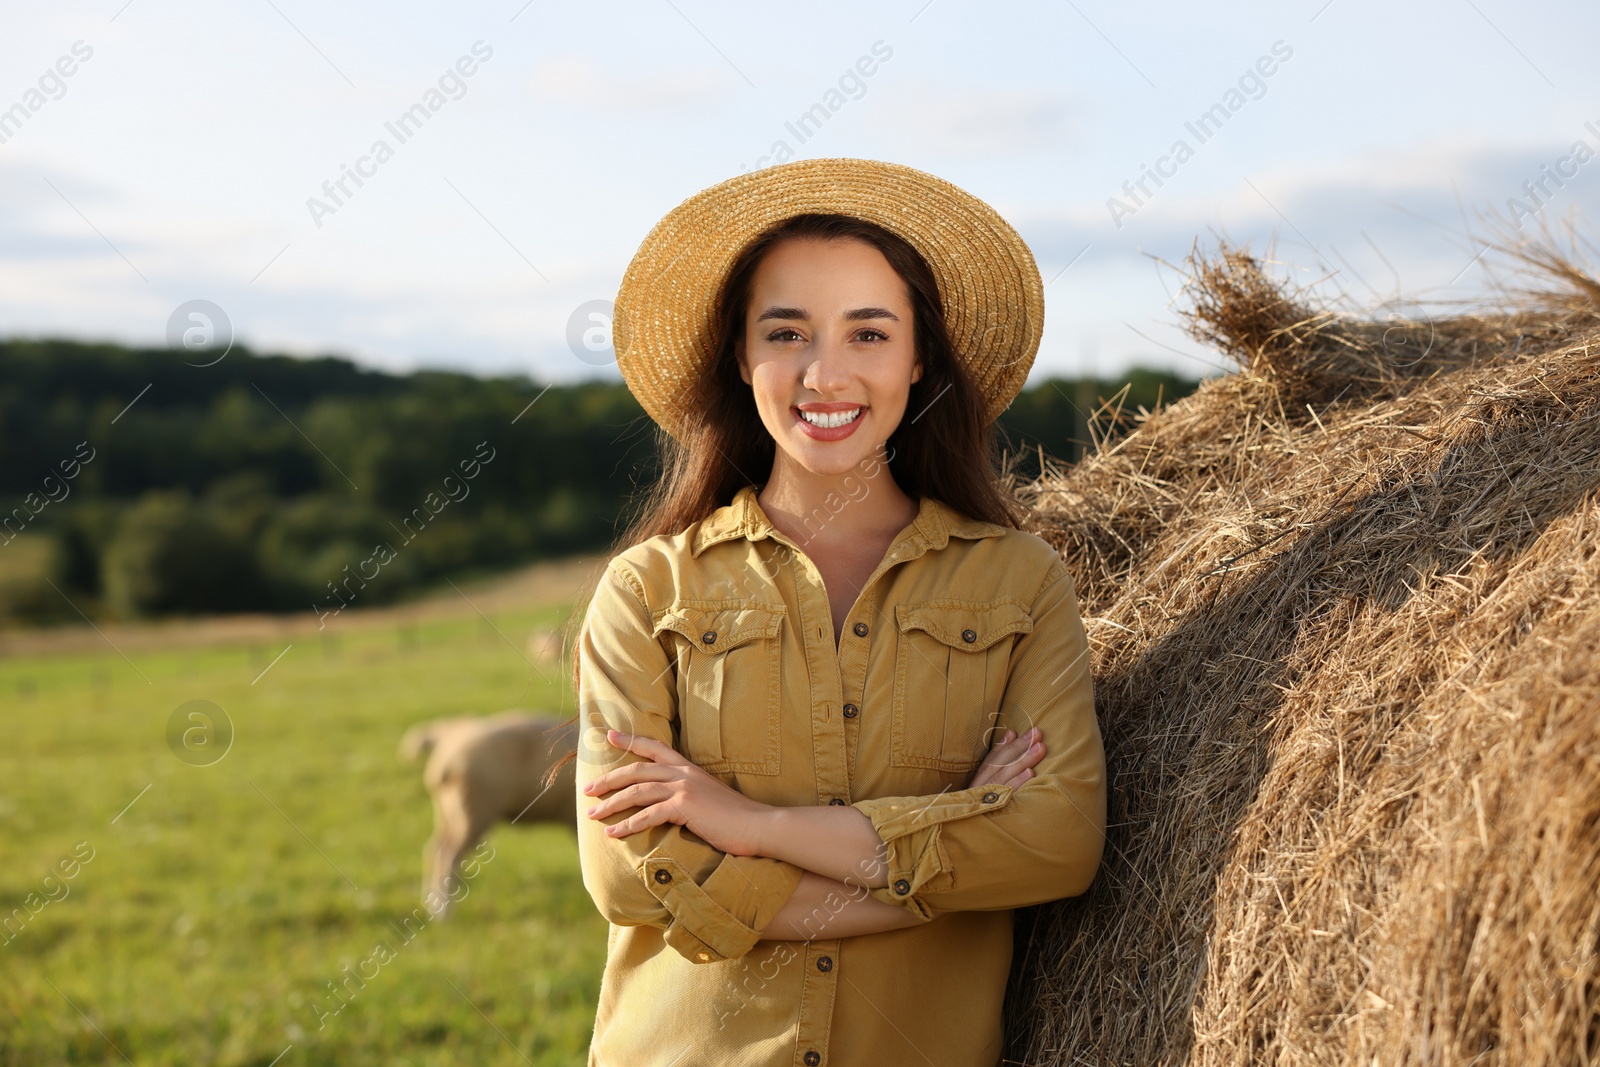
[102, 490, 266, 617]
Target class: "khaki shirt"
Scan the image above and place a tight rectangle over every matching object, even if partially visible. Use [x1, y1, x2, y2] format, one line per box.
[576, 484, 1105, 1067]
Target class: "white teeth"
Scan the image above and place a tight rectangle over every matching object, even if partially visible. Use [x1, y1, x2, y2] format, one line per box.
[798, 407, 861, 429]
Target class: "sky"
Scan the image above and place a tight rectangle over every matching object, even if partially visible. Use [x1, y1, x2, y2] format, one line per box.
[3, 0, 1598, 386]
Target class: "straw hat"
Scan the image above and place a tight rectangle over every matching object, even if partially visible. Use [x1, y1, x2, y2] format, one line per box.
[612, 157, 1045, 443]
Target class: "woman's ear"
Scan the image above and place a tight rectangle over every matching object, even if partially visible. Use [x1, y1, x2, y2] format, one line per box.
[736, 339, 751, 385]
[911, 355, 924, 384]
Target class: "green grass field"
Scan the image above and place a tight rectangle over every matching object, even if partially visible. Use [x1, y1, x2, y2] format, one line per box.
[0, 559, 608, 1066]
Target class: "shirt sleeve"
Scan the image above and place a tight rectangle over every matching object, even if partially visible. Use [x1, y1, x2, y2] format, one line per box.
[574, 557, 806, 962]
[849, 562, 1106, 920]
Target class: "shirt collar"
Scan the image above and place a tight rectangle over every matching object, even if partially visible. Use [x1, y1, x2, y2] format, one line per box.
[690, 483, 1005, 558]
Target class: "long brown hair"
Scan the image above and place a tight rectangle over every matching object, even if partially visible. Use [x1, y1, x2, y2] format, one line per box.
[546, 212, 1025, 784]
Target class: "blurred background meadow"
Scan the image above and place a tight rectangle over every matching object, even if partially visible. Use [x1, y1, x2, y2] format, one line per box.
[4, 0, 1598, 1063]
[0, 555, 604, 1065]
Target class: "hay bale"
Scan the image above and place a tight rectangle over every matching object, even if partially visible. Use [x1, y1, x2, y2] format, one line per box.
[1004, 237, 1600, 1066]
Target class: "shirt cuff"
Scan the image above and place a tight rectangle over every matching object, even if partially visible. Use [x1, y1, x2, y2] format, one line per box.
[641, 832, 806, 963]
[850, 783, 1017, 919]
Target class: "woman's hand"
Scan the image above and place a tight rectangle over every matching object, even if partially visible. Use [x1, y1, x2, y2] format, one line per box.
[582, 729, 772, 856]
[967, 727, 1045, 791]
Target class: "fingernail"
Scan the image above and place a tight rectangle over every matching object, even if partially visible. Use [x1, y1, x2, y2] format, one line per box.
[586, 805, 596, 815]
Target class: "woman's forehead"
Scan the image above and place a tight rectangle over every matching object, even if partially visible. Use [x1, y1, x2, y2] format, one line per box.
[747, 238, 911, 314]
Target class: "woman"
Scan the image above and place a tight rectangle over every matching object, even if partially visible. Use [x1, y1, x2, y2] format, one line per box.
[568, 158, 1105, 1067]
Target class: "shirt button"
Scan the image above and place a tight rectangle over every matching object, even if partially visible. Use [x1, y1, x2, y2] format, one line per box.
[842, 703, 858, 719]
[828, 798, 846, 806]
[696, 952, 710, 961]
[804, 1052, 821, 1066]
[852, 621, 868, 637]
[816, 955, 833, 973]
[962, 628, 977, 643]
[893, 879, 910, 895]
[701, 630, 717, 644]
[982, 791, 999, 804]
[653, 869, 672, 884]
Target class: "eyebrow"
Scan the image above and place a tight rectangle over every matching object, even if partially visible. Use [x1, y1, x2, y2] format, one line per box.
[754, 306, 901, 323]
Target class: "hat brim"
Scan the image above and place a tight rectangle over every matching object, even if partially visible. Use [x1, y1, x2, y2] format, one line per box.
[613, 157, 1044, 443]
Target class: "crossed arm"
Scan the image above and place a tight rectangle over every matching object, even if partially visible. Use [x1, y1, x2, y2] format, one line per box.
[581, 725, 1048, 939]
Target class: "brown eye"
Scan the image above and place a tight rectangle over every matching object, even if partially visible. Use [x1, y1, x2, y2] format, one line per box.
[856, 328, 889, 343]
[767, 328, 802, 342]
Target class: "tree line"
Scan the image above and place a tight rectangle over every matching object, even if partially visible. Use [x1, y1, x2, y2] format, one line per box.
[0, 338, 1195, 622]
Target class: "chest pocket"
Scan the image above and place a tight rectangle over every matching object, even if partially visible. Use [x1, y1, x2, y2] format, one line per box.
[653, 603, 786, 776]
[890, 599, 1034, 772]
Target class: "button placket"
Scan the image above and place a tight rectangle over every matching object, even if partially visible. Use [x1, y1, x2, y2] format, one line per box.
[835, 582, 888, 794]
[790, 559, 851, 808]
[795, 940, 839, 1067]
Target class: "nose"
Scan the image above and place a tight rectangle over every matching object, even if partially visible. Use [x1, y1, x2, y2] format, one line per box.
[802, 334, 852, 395]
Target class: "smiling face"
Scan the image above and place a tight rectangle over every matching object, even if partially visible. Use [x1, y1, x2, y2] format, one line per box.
[735, 236, 923, 479]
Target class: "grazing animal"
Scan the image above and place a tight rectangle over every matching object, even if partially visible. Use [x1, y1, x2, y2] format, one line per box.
[398, 710, 578, 916]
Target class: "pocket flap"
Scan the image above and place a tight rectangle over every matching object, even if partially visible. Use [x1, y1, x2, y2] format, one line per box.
[654, 603, 785, 654]
[894, 600, 1033, 652]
